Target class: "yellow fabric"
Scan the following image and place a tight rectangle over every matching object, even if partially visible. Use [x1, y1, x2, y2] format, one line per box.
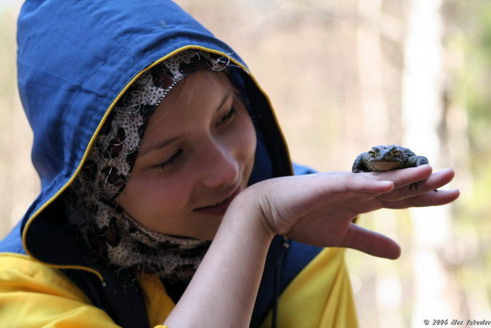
[0, 253, 121, 328]
[0, 253, 173, 328]
[260, 248, 358, 328]
[136, 273, 175, 326]
[0, 249, 357, 328]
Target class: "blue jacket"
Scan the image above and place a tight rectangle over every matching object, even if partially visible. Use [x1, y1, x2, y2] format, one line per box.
[0, 1, 356, 327]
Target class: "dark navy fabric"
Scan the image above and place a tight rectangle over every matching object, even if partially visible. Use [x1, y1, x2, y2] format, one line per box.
[2, 0, 321, 327]
[0, 222, 321, 328]
[17, 0, 241, 238]
[250, 237, 322, 327]
[61, 265, 150, 328]
[17, 0, 291, 268]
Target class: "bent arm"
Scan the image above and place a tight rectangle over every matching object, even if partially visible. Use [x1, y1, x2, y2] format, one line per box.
[163, 166, 459, 327]
[164, 189, 275, 327]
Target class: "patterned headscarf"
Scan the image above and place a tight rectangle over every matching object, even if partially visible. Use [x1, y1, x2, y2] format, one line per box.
[64, 50, 230, 282]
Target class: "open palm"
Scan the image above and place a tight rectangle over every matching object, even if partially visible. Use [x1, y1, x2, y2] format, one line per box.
[250, 165, 458, 259]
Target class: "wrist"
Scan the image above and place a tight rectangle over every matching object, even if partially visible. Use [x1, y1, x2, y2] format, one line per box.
[223, 185, 276, 242]
[164, 187, 276, 327]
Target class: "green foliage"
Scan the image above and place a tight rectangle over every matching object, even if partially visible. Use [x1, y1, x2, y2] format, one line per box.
[460, 2, 491, 154]
[451, 0, 491, 310]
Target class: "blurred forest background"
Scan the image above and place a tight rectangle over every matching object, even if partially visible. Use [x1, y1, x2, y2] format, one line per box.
[1, 0, 490, 327]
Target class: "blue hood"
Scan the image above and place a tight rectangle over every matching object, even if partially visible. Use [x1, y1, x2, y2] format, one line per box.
[16, 0, 292, 272]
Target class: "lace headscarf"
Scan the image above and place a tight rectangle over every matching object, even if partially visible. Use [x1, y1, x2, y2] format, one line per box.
[64, 50, 230, 282]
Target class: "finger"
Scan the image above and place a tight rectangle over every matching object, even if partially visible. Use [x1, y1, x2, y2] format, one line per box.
[293, 173, 394, 209]
[340, 224, 401, 259]
[312, 172, 394, 193]
[378, 168, 456, 201]
[257, 173, 395, 229]
[363, 164, 433, 188]
[381, 188, 460, 209]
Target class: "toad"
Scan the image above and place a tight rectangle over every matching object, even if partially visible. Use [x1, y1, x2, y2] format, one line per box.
[352, 145, 428, 173]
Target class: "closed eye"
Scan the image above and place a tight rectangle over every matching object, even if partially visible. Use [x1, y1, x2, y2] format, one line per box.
[154, 149, 183, 171]
[216, 107, 238, 127]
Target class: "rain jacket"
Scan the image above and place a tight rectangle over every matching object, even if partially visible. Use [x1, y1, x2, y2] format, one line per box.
[0, 1, 358, 327]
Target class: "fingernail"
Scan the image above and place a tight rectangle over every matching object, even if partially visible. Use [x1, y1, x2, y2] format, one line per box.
[379, 181, 395, 188]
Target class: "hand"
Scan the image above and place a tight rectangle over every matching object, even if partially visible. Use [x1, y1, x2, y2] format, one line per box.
[164, 165, 458, 327]
[246, 165, 459, 259]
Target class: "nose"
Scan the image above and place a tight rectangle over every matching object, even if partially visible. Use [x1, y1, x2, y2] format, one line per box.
[200, 139, 240, 189]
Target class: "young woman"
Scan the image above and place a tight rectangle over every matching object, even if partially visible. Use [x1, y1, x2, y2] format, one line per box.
[0, 1, 459, 327]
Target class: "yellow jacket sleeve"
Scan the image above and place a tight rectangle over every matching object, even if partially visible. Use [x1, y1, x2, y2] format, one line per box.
[0, 253, 121, 328]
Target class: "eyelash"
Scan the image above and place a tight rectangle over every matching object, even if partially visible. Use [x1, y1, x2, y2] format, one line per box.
[155, 149, 183, 171]
[217, 107, 238, 126]
[153, 107, 238, 171]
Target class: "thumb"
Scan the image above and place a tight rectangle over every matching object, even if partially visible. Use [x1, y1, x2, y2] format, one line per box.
[341, 224, 401, 259]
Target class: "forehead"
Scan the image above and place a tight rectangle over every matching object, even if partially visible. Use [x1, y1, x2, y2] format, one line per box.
[151, 71, 232, 119]
[141, 71, 235, 142]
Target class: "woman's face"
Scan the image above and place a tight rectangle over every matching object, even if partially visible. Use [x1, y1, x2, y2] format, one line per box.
[116, 71, 257, 240]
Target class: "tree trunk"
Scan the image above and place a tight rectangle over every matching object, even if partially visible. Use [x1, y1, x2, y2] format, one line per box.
[401, 0, 459, 324]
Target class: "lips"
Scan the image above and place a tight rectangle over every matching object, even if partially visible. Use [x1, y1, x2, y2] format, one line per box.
[194, 186, 241, 216]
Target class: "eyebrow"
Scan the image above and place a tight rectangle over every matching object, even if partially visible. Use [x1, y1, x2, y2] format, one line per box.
[137, 91, 234, 158]
[138, 135, 181, 158]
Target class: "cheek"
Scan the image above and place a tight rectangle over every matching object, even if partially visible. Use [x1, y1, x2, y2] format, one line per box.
[117, 175, 191, 225]
[237, 114, 257, 162]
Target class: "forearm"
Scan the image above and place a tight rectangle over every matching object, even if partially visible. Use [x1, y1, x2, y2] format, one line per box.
[163, 188, 275, 327]
[163, 167, 460, 326]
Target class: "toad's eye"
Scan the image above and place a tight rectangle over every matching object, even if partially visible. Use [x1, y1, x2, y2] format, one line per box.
[392, 149, 400, 156]
[369, 150, 376, 157]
